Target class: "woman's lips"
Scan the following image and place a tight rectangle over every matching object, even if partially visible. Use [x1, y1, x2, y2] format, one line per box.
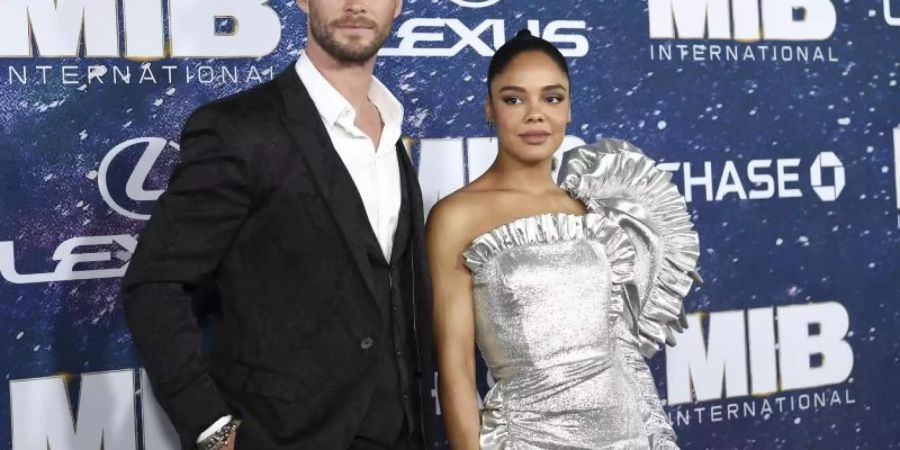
[519, 131, 551, 145]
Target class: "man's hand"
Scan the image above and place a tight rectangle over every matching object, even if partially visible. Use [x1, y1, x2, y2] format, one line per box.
[222, 427, 237, 450]
[197, 419, 240, 450]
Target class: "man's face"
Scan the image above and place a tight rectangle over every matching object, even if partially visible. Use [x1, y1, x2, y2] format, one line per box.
[301, 0, 401, 63]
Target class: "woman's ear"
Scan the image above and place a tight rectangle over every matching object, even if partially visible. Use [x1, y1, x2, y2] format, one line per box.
[296, 0, 309, 14]
[485, 97, 494, 124]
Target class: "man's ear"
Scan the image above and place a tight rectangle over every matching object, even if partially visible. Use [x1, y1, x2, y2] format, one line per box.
[485, 97, 494, 124]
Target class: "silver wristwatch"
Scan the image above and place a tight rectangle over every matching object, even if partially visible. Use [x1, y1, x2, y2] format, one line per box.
[197, 419, 240, 450]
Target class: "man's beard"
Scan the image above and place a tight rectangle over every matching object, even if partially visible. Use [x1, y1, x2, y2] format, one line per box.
[310, 14, 391, 64]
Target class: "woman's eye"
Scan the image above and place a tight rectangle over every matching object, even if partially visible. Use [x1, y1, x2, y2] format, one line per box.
[502, 97, 523, 105]
[546, 95, 565, 104]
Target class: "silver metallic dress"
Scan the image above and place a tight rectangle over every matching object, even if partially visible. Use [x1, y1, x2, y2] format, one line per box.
[462, 140, 701, 450]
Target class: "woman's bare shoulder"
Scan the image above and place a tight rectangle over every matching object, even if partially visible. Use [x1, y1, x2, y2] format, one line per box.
[429, 185, 523, 254]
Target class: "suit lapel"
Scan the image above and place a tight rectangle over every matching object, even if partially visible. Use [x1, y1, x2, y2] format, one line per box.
[399, 141, 426, 244]
[390, 142, 412, 265]
[275, 67, 379, 303]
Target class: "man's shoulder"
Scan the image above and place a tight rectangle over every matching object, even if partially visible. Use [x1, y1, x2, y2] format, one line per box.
[191, 75, 284, 123]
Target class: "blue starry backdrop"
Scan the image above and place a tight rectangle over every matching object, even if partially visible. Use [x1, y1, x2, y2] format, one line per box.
[0, 0, 897, 448]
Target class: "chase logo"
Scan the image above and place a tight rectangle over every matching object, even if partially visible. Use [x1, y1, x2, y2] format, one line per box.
[648, 0, 837, 41]
[450, 0, 502, 8]
[657, 152, 847, 203]
[887, 0, 900, 25]
[0, 0, 280, 58]
[810, 151, 845, 202]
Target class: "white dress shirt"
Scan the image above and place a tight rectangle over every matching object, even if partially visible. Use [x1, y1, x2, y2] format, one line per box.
[295, 50, 404, 261]
[197, 52, 404, 443]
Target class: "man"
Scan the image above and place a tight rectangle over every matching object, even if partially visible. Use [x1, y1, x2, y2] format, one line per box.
[121, 1, 434, 449]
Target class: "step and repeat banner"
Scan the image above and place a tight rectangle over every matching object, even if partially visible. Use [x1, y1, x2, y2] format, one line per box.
[1, 0, 898, 448]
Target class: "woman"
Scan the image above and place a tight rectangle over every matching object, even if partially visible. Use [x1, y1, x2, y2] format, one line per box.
[426, 30, 700, 449]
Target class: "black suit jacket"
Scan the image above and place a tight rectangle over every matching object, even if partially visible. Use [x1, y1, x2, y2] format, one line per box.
[122, 66, 435, 449]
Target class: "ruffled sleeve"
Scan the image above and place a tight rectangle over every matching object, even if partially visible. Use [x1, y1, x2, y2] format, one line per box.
[560, 139, 699, 450]
[559, 139, 701, 358]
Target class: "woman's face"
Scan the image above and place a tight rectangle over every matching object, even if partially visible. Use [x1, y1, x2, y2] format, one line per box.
[487, 50, 571, 166]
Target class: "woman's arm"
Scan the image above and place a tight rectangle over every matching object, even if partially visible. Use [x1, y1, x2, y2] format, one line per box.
[426, 199, 481, 450]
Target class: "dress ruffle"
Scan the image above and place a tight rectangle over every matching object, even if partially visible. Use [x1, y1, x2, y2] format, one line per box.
[560, 139, 701, 358]
[463, 213, 635, 291]
[479, 382, 510, 449]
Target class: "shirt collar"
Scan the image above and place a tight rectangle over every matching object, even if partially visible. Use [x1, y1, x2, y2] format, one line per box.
[295, 50, 404, 133]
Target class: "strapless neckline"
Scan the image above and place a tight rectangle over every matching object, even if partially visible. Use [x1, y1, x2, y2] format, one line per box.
[462, 212, 634, 274]
[467, 212, 600, 249]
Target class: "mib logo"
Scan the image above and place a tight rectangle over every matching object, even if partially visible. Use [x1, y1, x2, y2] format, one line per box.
[667, 302, 853, 405]
[11, 369, 179, 450]
[648, 0, 837, 41]
[414, 135, 587, 216]
[0, 0, 280, 58]
[894, 127, 900, 227]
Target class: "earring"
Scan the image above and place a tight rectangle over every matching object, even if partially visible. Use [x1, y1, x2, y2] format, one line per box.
[488, 120, 493, 142]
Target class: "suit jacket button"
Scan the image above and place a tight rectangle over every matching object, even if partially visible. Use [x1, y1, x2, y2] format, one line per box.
[360, 337, 374, 349]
